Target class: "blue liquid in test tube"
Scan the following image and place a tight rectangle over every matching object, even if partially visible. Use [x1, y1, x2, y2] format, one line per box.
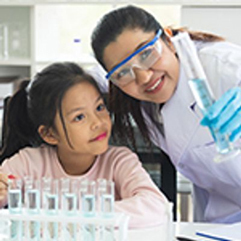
[45, 193, 58, 240]
[81, 180, 96, 241]
[189, 78, 231, 153]
[60, 178, 79, 240]
[62, 192, 78, 240]
[83, 194, 95, 217]
[100, 181, 115, 241]
[25, 179, 41, 241]
[8, 179, 22, 241]
[43, 178, 59, 241]
[171, 32, 240, 162]
[101, 194, 114, 217]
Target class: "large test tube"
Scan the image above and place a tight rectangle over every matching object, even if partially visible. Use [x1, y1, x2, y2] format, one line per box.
[171, 32, 239, 162]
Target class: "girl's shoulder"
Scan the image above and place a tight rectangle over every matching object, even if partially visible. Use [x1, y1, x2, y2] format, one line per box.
[105, 145, 136, 155]
[2, 145, 55, 166]
[15, 144, 54, 157]
[1, 145, 57, 178]
[101, 145, 139, 164]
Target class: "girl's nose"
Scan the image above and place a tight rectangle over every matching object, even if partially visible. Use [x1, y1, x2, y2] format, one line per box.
[91, 114, 103, 130]
[134, 68, 153, 85]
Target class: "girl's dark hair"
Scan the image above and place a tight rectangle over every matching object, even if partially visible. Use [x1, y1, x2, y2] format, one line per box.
[0, 62, 102, 162]
[91, 5, 224, 148]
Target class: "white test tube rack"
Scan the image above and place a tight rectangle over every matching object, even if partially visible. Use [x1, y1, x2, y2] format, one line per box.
[1, 177, 129, 241]
[0, 208, 129, 241]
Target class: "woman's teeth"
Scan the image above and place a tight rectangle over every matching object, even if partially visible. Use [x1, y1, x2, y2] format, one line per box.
[147, 78, 163, 92]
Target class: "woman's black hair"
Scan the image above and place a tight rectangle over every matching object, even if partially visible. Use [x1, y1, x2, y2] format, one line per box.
[0, 62, 102, 162]
[91, 5, 163, 149]
[91, 5, 224, 149]
[91, 5, 162, 71]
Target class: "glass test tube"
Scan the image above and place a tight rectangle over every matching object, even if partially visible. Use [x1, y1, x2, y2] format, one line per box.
[171, 32, 240, 162]
[80, 180, 96, 241]
[24, 177, 41, 241]
[100, 180, 114, 217]
[60, 178, 78, 240]
[8, 178, 22, 240]
[100, 180, 115, 241]
[97, 179, 107, 212]
[42, 177, 59, 241]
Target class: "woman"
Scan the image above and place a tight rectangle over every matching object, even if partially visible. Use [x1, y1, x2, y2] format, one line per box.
[91, 5, 241, 223]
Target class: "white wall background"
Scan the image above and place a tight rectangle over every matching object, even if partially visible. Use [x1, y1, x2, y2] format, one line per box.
[35, 4, 181, 62]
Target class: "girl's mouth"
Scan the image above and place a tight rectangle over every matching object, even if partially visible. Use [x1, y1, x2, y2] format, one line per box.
[91, 132, 107, 141]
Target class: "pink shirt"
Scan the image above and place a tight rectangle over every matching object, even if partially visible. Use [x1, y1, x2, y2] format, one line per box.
[0, 145, 168, 228]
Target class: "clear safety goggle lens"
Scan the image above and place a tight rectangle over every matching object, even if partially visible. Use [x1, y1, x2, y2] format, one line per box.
[110, 40, 162, 87]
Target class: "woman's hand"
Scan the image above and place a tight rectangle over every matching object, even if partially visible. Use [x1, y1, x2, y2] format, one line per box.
[0, 173, 8, 202]
[201, 87, 241, 142]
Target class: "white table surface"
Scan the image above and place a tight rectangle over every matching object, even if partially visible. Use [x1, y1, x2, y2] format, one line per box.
[128, 222, 224, 241]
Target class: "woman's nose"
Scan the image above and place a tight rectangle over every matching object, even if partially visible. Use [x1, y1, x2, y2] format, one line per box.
[134, 68, 153, 85]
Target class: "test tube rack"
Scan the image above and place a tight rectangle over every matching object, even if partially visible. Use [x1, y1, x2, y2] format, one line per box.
[0, 208, 129, 241]
[2, 177, 130, 241]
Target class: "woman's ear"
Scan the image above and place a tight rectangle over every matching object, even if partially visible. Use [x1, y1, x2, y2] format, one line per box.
[164, 27, 176, 53]
[38, 125, 58, 145]
[164, 28, 173, 38]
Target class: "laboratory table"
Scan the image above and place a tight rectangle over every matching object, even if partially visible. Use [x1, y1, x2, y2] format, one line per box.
[128, 222, 224, 241]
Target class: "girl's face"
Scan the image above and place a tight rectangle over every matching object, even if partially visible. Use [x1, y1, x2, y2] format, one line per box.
[103, 28, 180, 104]
[54, 82, 111, 160]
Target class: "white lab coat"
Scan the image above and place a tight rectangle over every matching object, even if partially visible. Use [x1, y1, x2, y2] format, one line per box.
[142, 40, 241, 223]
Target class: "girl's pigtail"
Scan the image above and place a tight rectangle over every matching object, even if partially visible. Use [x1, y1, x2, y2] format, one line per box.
[0, 80, 39, 163]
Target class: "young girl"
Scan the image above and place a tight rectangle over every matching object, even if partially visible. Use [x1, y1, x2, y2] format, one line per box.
[91, 5, 241, 223]
[0, 62, 168, 228]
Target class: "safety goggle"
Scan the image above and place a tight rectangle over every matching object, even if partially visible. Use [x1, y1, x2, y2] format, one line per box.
[106, 29, 163, 87]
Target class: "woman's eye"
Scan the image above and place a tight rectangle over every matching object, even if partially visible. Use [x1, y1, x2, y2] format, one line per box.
[140, 48, 153, 62]
[97, 103, 106, 112]
[116, 67, 131, 80]
[74, 114, 85, 122]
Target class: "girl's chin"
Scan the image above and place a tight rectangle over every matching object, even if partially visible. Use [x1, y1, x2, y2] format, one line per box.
[95, 144, 109, 155]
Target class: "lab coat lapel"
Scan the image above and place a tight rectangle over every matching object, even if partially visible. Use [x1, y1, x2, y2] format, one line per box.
[161, 66, 200, 165]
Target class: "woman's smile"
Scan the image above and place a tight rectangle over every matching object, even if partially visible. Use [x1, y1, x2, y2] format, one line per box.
[145, 75, 165, 93]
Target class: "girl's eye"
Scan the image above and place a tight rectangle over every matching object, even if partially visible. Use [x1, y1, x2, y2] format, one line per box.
[97, 103, 106, 112]
[74, 114, 85, 122]
[140, 48, 153, 62]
